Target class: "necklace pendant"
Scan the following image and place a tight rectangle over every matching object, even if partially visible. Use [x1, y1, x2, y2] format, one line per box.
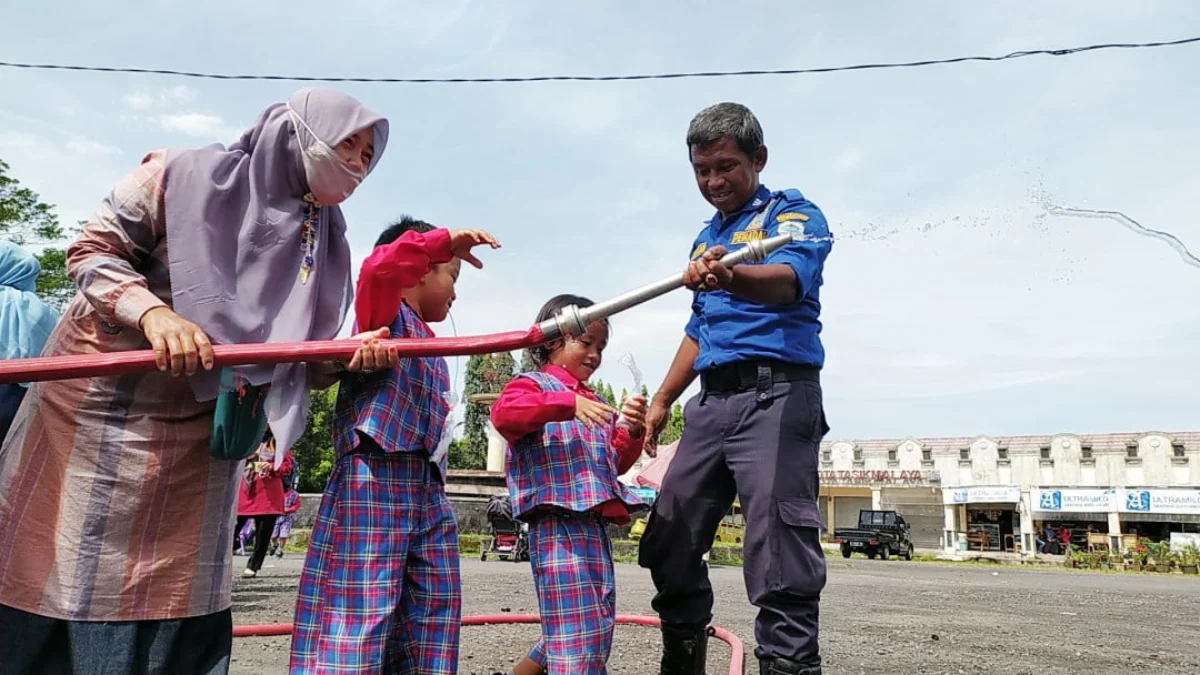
[300, 267, 311, 284]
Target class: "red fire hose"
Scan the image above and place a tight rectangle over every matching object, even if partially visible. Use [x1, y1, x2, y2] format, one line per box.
[232, 615, 746, 675]
[0, 328, 542, 385]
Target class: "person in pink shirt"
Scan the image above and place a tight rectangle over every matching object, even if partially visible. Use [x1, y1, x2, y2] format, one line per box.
[236, 433, 295, 577]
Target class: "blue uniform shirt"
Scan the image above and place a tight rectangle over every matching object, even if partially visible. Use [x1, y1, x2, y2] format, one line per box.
[685, 184, 832, 371]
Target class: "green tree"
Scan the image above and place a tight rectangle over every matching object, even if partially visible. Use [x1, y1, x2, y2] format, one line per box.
[0, 158, 64, 244]
[619, 386, 628, 407]
[640, 384, 650, 400]
[461, 352, 519, 470]
[519, 349, 537, 373]
[448, 437, 486, 471]
[32, 247, 76, 311]
[658, 401, 686, 445]
[0, 158, 75, 311]
[291, 384, 339, 493]
[586, 378, 617, 407]
[491, 351, 517, 386]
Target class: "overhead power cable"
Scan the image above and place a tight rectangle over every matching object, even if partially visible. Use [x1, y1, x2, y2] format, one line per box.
[0, 36, 1197, 84]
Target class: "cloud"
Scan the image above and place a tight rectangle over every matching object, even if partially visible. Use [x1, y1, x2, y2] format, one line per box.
[65, 137, 122, 156]
[153, 112, 233, 138]
[118, 112, 240, 142]
[122, 86, 198, 111]
[122, 91, 156, 111]
[511, 87, 638, 137]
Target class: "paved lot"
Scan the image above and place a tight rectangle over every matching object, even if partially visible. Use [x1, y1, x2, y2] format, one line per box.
[231, 555, 1200, 674]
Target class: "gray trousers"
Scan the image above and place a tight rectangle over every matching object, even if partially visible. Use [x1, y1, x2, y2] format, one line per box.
[0, 603, 232, 675]
[638, 378, 829, 664]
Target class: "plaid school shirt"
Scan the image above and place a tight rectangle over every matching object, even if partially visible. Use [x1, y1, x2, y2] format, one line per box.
[492, 366, 647, 524]
[335, 228, 455, 477]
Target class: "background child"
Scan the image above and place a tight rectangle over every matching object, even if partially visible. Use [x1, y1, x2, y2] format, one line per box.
[269, 487, 301, 558]
[290, 217, 499, 675]
[491, 293, 650, 675]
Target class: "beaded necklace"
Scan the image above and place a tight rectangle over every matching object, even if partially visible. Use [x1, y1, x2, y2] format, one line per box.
[299, 193, 320, 284]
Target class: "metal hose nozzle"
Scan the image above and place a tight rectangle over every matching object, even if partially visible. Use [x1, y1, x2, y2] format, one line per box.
[538, 233, 794, 340]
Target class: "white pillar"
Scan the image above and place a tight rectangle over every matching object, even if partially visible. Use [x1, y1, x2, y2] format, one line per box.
[1019, 491, 1035, 556]
[485, 420, 507, 473]
[870, 487, 883, 510]
[943, 504, 957, 552]
[1108, 512, 1123, 551]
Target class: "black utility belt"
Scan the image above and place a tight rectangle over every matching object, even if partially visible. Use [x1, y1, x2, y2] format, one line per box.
[699, 360, 819, 394]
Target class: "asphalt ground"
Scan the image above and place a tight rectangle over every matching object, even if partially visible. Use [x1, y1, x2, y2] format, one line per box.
[230, 554, 1200, 674]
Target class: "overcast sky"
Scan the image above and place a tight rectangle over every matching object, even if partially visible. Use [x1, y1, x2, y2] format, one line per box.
[2, 1, 1198, 441]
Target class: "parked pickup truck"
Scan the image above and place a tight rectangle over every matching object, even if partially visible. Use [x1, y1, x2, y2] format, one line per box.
[832, 509, 915, 561]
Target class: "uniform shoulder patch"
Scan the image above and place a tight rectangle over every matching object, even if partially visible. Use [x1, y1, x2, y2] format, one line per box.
[776, 212, 810, 222]
[690, 242, 707, 260]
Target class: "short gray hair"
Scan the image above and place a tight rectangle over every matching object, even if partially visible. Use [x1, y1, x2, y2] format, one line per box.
[686, 102, 763, 157]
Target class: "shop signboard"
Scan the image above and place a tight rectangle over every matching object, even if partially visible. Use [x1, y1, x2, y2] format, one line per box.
[1032, 488, 1116, 513]
[943, 485, 1021, 505]
[1119, 488, 1200, 515]
[819, 469, 938, 486]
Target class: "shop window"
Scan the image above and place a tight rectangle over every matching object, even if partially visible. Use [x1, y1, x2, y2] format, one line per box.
[921, 448, 933, 466]
[1174, 443, 1186, 458]
[1081, 445, 1093, 459]
[1125, 444, 1141, 465]
[887, 448, 897, 465]
[997, 447, 1009, 465]
[959, 448, 969, 460]
[1039, 446, 1051, 460]
[821, 448, 831, 463]
[852, 447, 863, 466]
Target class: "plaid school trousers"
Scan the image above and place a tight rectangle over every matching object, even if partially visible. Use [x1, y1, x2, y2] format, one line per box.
[290, 449, 461, 675]
[525, 510, 617, 675]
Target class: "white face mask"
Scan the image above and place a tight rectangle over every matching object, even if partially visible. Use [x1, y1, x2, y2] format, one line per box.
[289, 107, 366, 205]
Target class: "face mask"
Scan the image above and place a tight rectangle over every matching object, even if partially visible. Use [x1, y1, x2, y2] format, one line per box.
[289, 107, 365, 205]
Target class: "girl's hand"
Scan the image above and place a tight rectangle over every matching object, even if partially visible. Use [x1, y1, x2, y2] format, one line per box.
[344, 327, 399, 373]
[618, 395, 648, 438]
[575, 395, 616, 428]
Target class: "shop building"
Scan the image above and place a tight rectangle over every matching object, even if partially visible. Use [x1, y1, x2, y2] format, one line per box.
[821, 431, 1200, 555]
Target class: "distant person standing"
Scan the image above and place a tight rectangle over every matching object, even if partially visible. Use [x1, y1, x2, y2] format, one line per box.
[639, 102, 834, 675]
[0, 240, 59, 442]
[235, 434, 295, 577]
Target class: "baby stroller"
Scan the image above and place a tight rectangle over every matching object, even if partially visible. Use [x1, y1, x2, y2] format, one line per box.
[481, 493, 529, 562]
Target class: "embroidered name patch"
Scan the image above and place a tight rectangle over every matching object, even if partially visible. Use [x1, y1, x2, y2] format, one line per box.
[777, 212, 810, 222]
[731, 230, 767, 244]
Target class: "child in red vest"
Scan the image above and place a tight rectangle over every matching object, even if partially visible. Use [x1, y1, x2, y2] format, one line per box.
[491, 293, 650, 675]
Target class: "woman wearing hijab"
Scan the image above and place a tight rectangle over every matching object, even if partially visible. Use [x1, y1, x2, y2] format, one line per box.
[0, 87, 396, 675]
[0, 240, 60, 441]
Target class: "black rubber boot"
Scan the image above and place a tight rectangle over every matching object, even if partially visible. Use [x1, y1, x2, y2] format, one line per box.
[659, 623, 709, 675]
[759, 656, 822, 675]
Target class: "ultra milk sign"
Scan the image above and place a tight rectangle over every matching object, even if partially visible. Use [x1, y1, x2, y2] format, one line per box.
[1031, 488, 1116, 513]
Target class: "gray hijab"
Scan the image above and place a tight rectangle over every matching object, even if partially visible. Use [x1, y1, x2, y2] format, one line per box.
[162, 87, 389, 460]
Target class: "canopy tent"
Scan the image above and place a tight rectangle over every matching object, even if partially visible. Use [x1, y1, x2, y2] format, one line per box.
[628, 441, 679, 491]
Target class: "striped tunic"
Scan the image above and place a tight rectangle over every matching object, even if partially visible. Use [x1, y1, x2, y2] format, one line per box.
[0, 150, 242, 622]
